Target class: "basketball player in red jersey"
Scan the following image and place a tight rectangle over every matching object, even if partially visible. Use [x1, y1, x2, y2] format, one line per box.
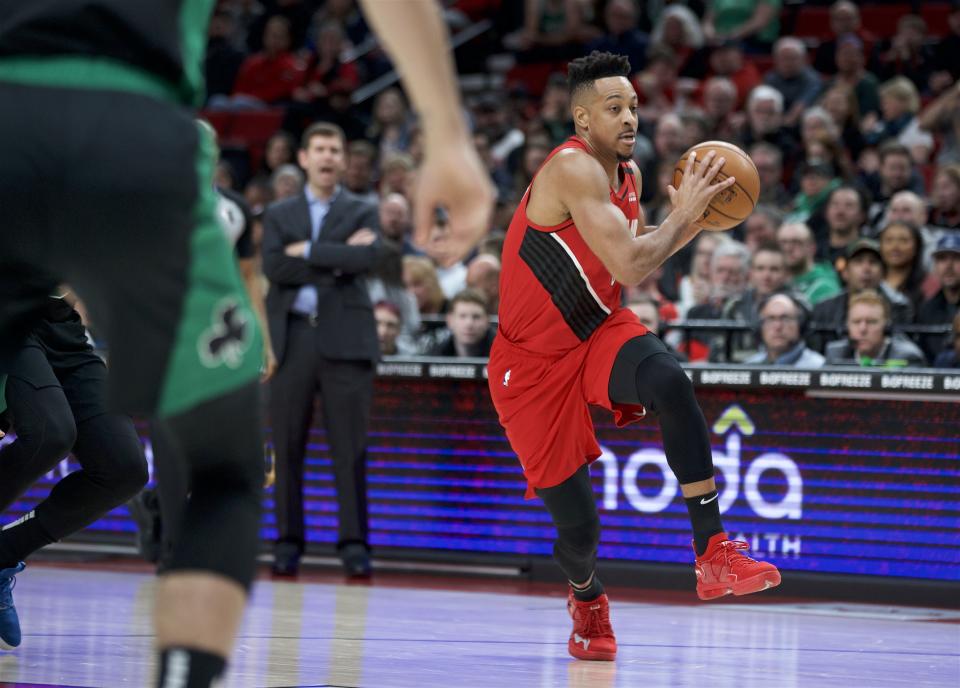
[488, 52, 781, 662]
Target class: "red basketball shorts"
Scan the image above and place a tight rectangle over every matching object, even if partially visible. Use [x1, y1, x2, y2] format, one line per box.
[488, 308, 648, 498]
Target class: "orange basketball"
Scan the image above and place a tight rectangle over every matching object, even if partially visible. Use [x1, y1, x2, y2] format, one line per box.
[672, 141, 760, 231]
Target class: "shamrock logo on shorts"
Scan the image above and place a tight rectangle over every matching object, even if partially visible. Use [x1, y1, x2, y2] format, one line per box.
[198, 298, 252, 369]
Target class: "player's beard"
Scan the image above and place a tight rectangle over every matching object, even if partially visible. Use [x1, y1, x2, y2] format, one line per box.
[615, 139, 635, 162]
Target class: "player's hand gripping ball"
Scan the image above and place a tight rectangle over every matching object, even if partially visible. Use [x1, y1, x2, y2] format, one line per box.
[673, 141, 760, 231]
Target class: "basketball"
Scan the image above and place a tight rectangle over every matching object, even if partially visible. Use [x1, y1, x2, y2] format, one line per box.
[672, 141, 760, 231]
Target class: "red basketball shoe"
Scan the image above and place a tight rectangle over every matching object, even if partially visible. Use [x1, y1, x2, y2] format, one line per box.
[694, 533, 782, 600]
[566, 589, 617, 661]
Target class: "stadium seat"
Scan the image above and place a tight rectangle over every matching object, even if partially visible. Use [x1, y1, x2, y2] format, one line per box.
[922, 4, 953, 37]
[505, 61, 566, 98]
[227, 110, 285, 146]
[791, 7, 832, 41]
[860, 4, 911, 39]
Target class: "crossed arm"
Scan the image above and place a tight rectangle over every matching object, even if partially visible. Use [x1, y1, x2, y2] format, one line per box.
[261, 205, 385, 286]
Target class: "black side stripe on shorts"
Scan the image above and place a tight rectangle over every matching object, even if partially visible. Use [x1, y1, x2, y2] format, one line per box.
[519, 227, 611, 341]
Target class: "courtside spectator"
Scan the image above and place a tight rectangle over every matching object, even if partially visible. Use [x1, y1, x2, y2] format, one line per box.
[745, 293, 824, 367]
[825, 290, 926, 367]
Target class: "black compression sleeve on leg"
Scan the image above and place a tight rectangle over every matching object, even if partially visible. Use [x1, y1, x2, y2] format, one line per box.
[160, 380, 264, 591]
[609, 336, 715, 484]
[0, 379, 76, 512]
[35, 413, 148, 542]
[536, 465, 604, 600]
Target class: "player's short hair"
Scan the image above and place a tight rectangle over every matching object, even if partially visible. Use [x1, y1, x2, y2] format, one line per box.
[567, 51, 632, 100]
[301, 122, 346, 150]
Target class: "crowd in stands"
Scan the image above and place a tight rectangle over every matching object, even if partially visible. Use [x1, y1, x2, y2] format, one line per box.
[204, 0, 960, 369]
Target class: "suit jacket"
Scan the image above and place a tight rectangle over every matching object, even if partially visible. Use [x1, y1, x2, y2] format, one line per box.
[262, 188, 385, 364]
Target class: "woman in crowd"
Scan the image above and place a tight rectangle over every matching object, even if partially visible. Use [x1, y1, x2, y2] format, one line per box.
[879, 221, 927, 310]
[649, 4, 705, 77]
[366, 87, 413, 159]
[403, 256, 448, 318]
[819, 83, 866, 161]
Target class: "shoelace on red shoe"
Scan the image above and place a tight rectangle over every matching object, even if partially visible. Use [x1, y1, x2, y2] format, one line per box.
[574, 600, 613, 639]
[715, 539, 763, 572]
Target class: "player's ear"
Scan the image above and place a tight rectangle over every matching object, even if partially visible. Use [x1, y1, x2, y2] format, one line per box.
[573, 103, 590, 131]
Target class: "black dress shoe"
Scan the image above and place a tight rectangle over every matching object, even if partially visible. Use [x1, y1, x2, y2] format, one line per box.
[272, 541, 301, 577]
[340, 543, 371, 578]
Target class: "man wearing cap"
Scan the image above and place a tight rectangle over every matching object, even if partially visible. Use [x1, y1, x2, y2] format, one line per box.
[812, 238, 914, 349]
[916, 232, 960, 359]
[786, 161, 841, 227]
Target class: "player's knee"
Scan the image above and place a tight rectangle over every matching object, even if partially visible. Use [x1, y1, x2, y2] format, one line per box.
[645, 356, 695, 414]
[194, 461, 262, 506]
[39, 411, 77, 461]
[79, 415, 148, 498]
[556, 514, 601, 560]
[111, 445, 149, 500]
[180, 470, 262, 589]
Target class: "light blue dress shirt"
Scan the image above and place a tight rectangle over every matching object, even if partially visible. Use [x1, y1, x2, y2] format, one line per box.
[291, 185, 340, 316]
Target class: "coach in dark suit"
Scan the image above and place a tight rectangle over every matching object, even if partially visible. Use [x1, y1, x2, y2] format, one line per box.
[262, 122, 385, 578]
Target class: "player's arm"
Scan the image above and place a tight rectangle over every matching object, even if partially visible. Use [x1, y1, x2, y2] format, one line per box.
[357, 0, 493, 259]
[558, 150, 733, 286]
[238, 258, 277, 381]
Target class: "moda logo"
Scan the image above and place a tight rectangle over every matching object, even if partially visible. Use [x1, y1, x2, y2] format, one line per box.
[594, 404, 803, 520]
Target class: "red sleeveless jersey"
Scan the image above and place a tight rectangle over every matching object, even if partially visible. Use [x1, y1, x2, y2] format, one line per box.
[498, 136, 641, 356]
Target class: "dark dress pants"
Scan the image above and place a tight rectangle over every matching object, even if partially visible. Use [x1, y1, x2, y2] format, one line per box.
[269, 316, 373, 553]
